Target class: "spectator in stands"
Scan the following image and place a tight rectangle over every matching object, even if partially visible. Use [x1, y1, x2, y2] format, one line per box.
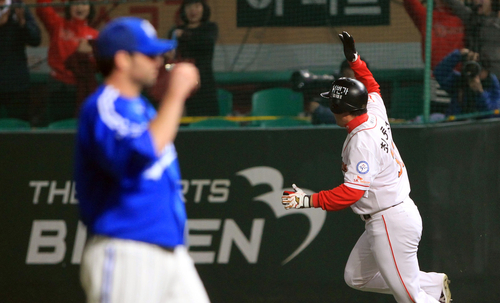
[0, 0, 41, 123]
[36, 0, 98, 123]
[170, 0, 218, 116]
[434, 48, 500, 115]
[444, 0, 500, 78]
[404, 0, 465, 113]
[404, 0, 464, 69]
[64, 38, 98, 113]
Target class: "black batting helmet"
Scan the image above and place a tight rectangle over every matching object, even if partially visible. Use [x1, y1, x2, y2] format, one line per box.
[320, 77, 368, 114]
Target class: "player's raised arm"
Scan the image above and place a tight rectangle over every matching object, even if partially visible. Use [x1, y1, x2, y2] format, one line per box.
[339, 32, 380, 96]
[149, 63, 199, 154]
[339, 31, 387, 120]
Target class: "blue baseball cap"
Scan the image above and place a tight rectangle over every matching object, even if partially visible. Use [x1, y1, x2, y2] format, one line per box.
[96, 17, 177, 58]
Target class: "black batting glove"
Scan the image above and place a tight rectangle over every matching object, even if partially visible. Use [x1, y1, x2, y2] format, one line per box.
[338, 31, 358, 62]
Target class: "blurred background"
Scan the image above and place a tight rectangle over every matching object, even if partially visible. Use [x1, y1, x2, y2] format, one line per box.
[1, 1, 500, 302]
[1, 0, 498, 129]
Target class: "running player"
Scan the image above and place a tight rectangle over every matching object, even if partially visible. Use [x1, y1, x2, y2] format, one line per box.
[75, 17, 210, 303]
[281, 31, 451, 303]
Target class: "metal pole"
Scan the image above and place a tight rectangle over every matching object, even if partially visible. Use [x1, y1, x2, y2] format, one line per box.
[423, 0, 434, 123]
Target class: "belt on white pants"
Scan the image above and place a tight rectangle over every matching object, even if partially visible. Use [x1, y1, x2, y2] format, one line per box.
[360, 201, 405, 221]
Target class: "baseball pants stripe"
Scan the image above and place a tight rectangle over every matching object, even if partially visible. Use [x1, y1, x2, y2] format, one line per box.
[101, 245, 116, 303]
[382, 215, 415, 303]
[344, 198, 445, 303]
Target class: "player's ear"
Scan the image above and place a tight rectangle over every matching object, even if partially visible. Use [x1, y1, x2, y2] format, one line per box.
[114, 50, 132, 72]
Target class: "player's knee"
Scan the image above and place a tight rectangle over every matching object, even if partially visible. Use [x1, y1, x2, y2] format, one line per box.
[344, 268, 369, 290]
[344, 269, 359, 289]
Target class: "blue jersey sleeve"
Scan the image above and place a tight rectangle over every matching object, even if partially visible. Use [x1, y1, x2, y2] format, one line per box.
[93, 119, 158, 178]
[81, 86, 159, 179]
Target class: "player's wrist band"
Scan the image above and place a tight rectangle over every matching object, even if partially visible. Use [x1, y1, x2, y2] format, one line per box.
[304, 195, 312, 208]
[352, 53, 359, 62]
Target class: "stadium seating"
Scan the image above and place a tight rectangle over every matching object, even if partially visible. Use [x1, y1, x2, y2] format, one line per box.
[188, 118, 240, 128]
[389, 84, 423, 120]
[47, 118, 78, 130]
[217, 88, 233, 116]
[251, 88, 303, 116]
[259, 117, 312, 127]
[0, 118, 31, 129]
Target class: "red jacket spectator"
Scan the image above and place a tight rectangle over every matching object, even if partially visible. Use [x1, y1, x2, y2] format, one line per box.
[404, 0, 465, 69]
[36, 0, 98, 85]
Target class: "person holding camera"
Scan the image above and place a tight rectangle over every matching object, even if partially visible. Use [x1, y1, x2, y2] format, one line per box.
[0, 0, 41, 123]
[444, 0, 500, 78]
[404, 0, 464, 111]
[434, 48, 500, 115]
[301, 59, 364, 125]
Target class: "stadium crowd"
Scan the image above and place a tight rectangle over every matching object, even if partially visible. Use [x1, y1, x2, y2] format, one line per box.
[0, 0, 499, 127]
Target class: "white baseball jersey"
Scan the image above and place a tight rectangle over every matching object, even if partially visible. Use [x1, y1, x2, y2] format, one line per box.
[342, 92, 411, 215]
[341, 57, 447, 303]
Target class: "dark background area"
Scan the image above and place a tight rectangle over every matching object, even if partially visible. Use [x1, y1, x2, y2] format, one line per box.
[1, 120, 500, 302]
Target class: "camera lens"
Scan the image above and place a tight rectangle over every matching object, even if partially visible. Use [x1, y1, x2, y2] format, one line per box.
[463, 61, 481, 78]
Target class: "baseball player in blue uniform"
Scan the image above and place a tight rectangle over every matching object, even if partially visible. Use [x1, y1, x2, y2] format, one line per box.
[75, 17, 209, 303]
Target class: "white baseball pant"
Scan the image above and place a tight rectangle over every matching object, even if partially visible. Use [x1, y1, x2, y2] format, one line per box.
[344, 198, 445, 303]
[80, 236, 210, 303]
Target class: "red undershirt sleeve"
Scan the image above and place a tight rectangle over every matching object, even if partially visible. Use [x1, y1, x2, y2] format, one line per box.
[312, 184, 365, 211]
[349, 57, 381, 95]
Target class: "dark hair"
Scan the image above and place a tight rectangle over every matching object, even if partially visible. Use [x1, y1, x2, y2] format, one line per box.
[493, 0, 500, 13]
[96, 57, 115, 78]
[179, 0, 211, 25]
[480, 55, 492, 71]
[350, 108, 368, 116]
[64, 0, 95, 23]
[468, 0, 500, 12]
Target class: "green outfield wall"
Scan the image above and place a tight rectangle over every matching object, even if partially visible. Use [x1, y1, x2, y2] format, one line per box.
[1, 120, 500, 302]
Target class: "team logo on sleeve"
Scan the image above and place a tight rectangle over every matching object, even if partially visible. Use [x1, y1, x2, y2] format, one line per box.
[356, 161, 369, 174]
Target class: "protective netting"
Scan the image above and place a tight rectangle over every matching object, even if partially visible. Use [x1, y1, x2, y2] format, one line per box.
[0, 0, 498, 128]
